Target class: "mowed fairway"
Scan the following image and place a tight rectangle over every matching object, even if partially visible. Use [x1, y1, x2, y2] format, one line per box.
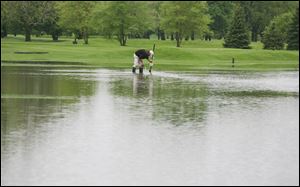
[1, 35, 299, 71]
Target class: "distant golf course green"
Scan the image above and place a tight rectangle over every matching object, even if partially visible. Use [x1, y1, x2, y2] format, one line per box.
[1, 35, 299, 71]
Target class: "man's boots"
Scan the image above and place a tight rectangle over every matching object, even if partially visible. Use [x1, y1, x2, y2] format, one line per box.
[132, 67, 136, 73]
[139, 67, 143, 74]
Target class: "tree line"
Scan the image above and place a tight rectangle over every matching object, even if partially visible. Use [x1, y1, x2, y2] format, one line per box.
[1, 1, 298, 50]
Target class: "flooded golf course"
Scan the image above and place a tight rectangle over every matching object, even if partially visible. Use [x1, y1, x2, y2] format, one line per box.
[1, 65, 299, 186]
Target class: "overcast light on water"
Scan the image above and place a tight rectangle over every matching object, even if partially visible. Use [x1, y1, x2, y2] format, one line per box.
[1, 66, 299, 186]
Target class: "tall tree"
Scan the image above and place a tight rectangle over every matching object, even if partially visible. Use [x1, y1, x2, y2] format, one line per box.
[224, 4, 250, 49]
[287, 7, 299, 50]
[129, 2, 154, 39]
[149, 1, 166, 40]
[92, 1, 132, 46]
[262, 12, 294, 50]
[207, 1, 234, 39]
[239, 1, 298, 42]
[262, 21, 285, 50]
[161, 1, 211, 47]
[40, 1, 61, 41]
[93, 1, 152, 46]
[1, 1, 9, 38]
[57, 1, 95, 44]
[8, 1, 56, 41]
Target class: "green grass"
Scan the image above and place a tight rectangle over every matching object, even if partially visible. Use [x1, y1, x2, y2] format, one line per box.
[1, 35, 299, 71]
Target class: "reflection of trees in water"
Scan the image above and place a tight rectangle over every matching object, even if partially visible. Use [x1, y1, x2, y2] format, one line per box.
[110, 75, 208, 126]
[152, 80, 208, 126]
[1, 66, 98, 138]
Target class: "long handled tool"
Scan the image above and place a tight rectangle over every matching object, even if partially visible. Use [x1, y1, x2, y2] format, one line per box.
[149, 44, 155, 73]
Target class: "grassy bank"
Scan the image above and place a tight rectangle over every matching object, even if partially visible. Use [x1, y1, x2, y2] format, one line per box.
[1, 35, 299, 71]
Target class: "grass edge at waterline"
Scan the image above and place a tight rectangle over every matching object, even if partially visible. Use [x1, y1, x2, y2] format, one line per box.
[1, 35, 299, 72]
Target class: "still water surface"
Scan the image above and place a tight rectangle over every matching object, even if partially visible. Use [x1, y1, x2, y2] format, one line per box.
[1, 65, 299, 185]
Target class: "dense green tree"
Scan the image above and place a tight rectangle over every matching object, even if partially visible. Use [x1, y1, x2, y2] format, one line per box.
[92, 1, 152, 46]
[149, 1, 166, 40]
[239, 1, 298, 42]
[207, 1, 298, 42]
[129, 2, 154, 40]
[2, 0, 298, 47]
[262, 12, 294, 50]
[1, 1, 9, 38]
[224, 4, 250, 49]
[161, 1, 210, 47]
[7, 1, 57, 41]
[1, 2, 21, 36]
[42, 21, 62, 41]
[40, 1, 62, 41]
[273, 13, 294, 43]
[57, 1, 95, 44]
[207, 1, 234, 39]
[262, 21, 285, 50]
[92, 1, 132, 46]
[22, 1, 62, 41]
[287, 7, 299, 50]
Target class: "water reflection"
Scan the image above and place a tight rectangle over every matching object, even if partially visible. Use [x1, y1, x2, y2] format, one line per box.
[1, 66, 299, 186]
[132, 74, 153, 97]
[110, 74, 208, 126]
[1, 65, 97, 141]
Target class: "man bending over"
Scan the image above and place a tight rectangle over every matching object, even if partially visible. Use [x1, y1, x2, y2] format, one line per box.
[132, 49, 154, 73]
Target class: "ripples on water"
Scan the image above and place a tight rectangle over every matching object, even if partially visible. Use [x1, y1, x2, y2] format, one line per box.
[1, 66, 299, 186]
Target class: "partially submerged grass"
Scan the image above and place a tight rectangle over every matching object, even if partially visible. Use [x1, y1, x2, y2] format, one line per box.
[1, 94, 79, 100]
[214, 90, 299, 97]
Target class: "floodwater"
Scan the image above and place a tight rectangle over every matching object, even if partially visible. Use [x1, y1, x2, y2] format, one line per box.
[1, 65, 299, 186]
